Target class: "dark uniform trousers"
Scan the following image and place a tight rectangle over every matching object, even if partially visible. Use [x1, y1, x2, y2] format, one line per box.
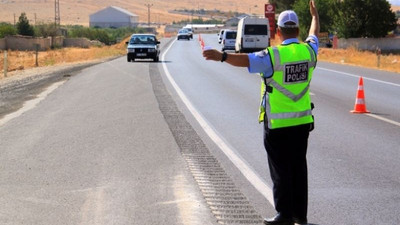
[263, 121, 310, 221]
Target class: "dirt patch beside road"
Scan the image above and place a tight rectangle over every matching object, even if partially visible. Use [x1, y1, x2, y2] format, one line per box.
[0, 58, 112, 120]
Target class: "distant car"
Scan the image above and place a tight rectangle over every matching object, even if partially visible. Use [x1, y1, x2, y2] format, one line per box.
[183, 27, 193, 39]
[177, 29, 191, 40]
[221, 30, 237, 51]
[218, 29, 228, 44]
[126, 34, 160, 62]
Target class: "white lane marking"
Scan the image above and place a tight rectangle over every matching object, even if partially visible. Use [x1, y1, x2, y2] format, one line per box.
[365, 113, 400, 127]
[161, 40, 275, 206]
[79, 186, 107, 225]
[0, 81, 66, 126]
[318, 67, 400, 87]
[318, 67, 400, 126]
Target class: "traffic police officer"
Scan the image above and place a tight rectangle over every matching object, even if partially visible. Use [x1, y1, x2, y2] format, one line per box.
[203, 1, 319, 225]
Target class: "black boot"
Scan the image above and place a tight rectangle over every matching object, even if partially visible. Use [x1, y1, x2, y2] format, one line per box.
[263, 213, 294, 225]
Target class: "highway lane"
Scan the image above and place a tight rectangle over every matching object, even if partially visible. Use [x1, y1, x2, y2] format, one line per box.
[308, 63, 400, 225]
[1, 34, 398, 225]
[161, 34, 400, 225]
[0, 45, 217, 224]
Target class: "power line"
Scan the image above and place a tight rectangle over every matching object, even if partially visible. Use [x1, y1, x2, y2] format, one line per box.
[55, 0, 60, 27]
[144, 3, 153, 27]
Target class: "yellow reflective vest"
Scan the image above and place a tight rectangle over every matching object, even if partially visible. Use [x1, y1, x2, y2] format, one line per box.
[259, 43, 317, 129]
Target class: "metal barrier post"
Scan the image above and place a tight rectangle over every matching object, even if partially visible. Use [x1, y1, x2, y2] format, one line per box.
[3, 50, 7, 78]
[376, 48, 381, 68]
[35, 44, 40, 67]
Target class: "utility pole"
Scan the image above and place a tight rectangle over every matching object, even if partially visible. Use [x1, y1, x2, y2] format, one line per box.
[55, 0, 60, 28]
[144, 3, 153, 27]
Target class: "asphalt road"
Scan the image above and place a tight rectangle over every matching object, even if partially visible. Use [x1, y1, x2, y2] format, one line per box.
[0, 40, 217, 225]
[161, 34, 400, 225]
[1, 34, 399, 225]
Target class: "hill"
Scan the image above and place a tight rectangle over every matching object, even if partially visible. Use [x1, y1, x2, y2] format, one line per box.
[0, 0, 267, 26]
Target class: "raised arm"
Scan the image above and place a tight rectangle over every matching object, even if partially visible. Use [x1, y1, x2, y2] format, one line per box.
[202, 50, 249, 67]
[309, 0, 320, 37]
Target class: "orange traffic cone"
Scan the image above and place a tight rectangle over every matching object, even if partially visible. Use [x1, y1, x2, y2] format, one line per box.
[351, 77, 370, 113]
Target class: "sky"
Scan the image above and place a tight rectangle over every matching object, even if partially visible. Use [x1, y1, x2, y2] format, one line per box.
[388, 0, 400, 6]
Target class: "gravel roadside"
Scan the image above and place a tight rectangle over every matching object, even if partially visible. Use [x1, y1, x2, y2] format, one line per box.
[0, 57, 118, 119]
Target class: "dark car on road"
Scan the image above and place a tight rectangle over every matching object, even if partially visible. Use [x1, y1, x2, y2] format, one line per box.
[177, 29, 191, 40]
[126, 34, 160, 62]
[183, 27, 193, 39]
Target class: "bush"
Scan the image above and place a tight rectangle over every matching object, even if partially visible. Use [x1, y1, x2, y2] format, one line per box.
[0, 23, 17, 38]
[67, 26, 145, 45]
[34, 23, 58, 38]
[174, 18, 223, 25]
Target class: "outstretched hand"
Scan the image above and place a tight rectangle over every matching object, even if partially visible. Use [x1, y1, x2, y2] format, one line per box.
[203, 49, 222, 61]
[202, 47, 250, 67]
[310, 0, 318, 18]
[308, 0, 320, 37]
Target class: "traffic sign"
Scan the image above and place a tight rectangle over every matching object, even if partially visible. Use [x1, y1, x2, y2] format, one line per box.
[265, 4, 276, 39]
[265, 4, 275, 13]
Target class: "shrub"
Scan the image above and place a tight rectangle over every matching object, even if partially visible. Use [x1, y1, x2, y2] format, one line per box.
[0, 23, 17, 38]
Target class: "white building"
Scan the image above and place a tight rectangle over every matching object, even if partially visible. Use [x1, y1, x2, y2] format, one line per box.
[89, 6, 139, 28]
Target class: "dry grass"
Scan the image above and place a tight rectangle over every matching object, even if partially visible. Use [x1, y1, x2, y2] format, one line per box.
[392, 6, 400, 11]
[1, 1, 397, 26]
[0, 43, 126, 78]
[0, 0, 268, 26]
[319, 47, 400, 73]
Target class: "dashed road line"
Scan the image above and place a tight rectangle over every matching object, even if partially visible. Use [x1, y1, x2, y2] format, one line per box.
[318, 67, 400, 127]
[318, 67, 400, 87]
[160, 40, 275, 206]
[365, 113, 400, 127]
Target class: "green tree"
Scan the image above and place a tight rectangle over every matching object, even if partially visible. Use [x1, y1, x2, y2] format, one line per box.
[68, 27, 112, 45]
[0, 23, 17, 38]
[16, 12, 34, 36]
[269, 0, 296, 12]
[334, 0, 397, 38]
[66, 25, 149, 45]
[293, 0, 336, 40]
[93, 29, 111, 45]
[34, 22, 58, 38]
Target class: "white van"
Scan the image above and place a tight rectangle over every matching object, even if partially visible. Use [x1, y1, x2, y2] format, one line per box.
[218, 29, 229, 44]
[235, 17, 270, 53]
[221, 30, 237, 51]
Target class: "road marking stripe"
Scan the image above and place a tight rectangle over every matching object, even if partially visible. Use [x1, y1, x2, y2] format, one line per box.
[318, 67, 400, 126]
[161, 40, 275, 206]
[0, 81, 66, 127]
[318, 67, 400, 87]
[365, 114, 400, 127]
